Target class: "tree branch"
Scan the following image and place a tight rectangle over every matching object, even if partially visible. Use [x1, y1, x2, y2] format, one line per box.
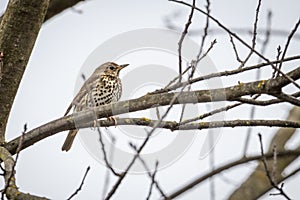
[45, 0, 86, 22]
[152, 55, 300, 94]
[67, 166, 91, 200]
[228, 106, 300, 199]
[3, 67, 300, 155]
[169, 0, 300, 89]
[0, 0, 50, 142]
[258, 134, 291, 200]
[165, 149, 300, 199]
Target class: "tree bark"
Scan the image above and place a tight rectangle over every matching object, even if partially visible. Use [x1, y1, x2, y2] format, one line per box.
[45, 0, 86, 21]
[0, 0, 50, 143]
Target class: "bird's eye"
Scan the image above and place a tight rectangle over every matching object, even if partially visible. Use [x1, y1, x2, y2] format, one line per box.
[109, 66, 115, 70]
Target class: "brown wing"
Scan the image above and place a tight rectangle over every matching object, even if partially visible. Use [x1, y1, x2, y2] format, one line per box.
[64, 63, 110, 116]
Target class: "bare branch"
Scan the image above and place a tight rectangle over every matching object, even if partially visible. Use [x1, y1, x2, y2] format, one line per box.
[272, 92, 300, 106]
[45, 0, 86, 21]
[169, 0, 300, 89]
[238, 0, 262, 68]
[258, 134, 291, 200]
[105, 86, 188, 199]
[4, 66, 300, 155]
[177, 0, 196, 82]
[178, 102, 242, 127]
[196, 0, 211, 59]
[146, 161, 159, 200]
[229, 106, 300, 199]
[67, 166, 91, 200]
[0, 125, 48, 199]
[97, 127, 121, 177]
[236, 91, 300, 105]
[128, 144, 167, 199]
[152, 55, 300, 94]
[162, 38, 216, 92]
[2, 124, 26, 199]
[165, 149, 300, 199]
[243, 10, 273, 156]
[229, 35, 242, 63]
[276, 18, 300, 77]
[272, 46, 282, 78]
[127, 143, 166, 200]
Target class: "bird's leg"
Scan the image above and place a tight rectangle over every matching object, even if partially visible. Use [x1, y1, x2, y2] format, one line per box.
[89, 119, 97, 130]
[93, 119, 97, 129]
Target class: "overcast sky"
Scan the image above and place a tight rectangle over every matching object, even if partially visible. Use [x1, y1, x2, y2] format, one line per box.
[1, 0, 300, 199]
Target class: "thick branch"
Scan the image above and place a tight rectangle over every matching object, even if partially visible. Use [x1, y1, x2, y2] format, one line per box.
[0, 0, 50, 142]
[166, 149, 300, 199]
[45, 0, 86, 21]
[4, 67, 300, 155]
[228, 106, 300, 199]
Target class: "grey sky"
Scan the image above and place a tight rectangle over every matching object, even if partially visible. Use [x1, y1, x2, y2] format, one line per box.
[1, 0, 300, 199]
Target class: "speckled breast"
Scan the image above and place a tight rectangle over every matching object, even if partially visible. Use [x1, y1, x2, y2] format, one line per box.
[86, 75, 122, 107]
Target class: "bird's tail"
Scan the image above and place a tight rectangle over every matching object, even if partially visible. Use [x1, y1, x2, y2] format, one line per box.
[62, 130, 78, 151]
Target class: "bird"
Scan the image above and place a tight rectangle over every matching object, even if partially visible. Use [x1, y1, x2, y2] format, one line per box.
[62, 62, 129, 151]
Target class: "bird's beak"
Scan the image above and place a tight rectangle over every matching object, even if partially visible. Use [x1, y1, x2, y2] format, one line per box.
[119, 64, 129, 69]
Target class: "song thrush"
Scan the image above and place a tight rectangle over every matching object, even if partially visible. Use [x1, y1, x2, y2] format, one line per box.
[62, 62, 128, 151]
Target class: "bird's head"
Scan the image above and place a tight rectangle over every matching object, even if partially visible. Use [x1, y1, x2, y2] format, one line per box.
[98, 62, 129, 77]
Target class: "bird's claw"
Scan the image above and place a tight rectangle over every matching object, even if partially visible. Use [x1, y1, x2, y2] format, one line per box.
[108, 116, 118, 127]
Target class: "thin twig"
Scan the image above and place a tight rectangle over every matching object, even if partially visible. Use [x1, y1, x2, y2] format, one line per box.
[165, 149, 300, 199]
[140, 161, 162, 200]
[260, 11, 272, 60]
[272, 46, 282, 78]
[276, 18, 300, 77]
[177, 0, 196, 82]
[239, 0, 262, 68]
[164, 18, 300, 41]
[102, 134, 117, 199]
[151, 55, 300, 94]
[67, 166, 91, 200]
[229, 35, 242, 63]
[236, 91, 300, 105]
[178, 0, 212, 122]
[178, 102, 242, 126]
[2, 124, 27, 199]
[258, 134, 291, 200]
[272, 92, 300, 106]
[161, 39, 216, 92]
[243, 10, 272, 156]
[178, 91, 257, 127]
[97, 127, 121, 177]
[196, 0, 211, 59]
[105, 83, 190, 199]
[146, 161, 160, 200]
[169, 0, 300, 89]
[129, 144, 167, 198]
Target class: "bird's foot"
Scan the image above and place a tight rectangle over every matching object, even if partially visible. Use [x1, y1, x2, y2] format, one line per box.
[108, 116, 118, 127]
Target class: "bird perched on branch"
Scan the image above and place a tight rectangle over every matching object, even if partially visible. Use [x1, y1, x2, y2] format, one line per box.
[62, 62, 128, 151]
